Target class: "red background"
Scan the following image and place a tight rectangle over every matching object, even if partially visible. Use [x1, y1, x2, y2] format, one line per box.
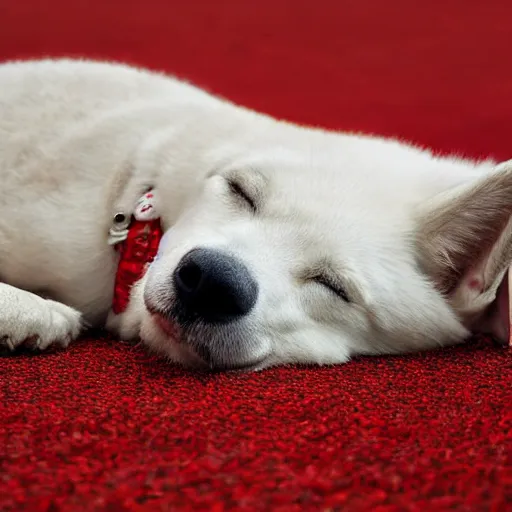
[1, 1, 511, 510]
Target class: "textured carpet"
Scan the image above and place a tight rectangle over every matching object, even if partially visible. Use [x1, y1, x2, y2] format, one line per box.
[1, 0, 511, 510]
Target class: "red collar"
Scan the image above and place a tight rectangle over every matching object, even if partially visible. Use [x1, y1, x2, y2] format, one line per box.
[112, 217, 163, 314]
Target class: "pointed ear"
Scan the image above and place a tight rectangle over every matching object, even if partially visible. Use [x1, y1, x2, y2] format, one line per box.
[415, 161, 512, 296]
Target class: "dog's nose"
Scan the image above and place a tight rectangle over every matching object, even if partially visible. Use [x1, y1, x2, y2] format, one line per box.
[173, 248, 258, 323]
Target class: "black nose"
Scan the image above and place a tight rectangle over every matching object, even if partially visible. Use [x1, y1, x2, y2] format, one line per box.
[173, 248, 258, 323]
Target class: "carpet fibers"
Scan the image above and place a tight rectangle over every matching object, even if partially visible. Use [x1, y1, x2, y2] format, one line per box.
[0, 0, 511, 510]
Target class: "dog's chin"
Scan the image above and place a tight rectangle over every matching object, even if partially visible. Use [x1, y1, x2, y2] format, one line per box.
[138, 312, 207, 368]
[139, 309, 269, 372]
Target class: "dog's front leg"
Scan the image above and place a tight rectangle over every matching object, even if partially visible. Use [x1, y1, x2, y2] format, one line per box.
[0, 283, 82, 351]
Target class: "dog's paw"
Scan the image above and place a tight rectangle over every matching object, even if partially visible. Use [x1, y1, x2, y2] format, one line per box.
[0, 284, 82, 352]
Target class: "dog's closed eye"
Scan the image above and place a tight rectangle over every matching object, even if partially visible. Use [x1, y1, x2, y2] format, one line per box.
[227, 179, 257, 213]
[301, 261, 355, 303]
[222, 168, 267, 214]
[312, 274, 350, 302]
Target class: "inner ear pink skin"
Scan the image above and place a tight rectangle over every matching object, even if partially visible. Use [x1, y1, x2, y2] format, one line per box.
[468, 278, 483, 292]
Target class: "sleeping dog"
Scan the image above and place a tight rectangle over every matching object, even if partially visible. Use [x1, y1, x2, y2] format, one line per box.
[0, 59, 510, 370]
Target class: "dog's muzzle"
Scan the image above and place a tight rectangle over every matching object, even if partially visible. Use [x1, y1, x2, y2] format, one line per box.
[146, 245, 268, 370]
[156, 248, 266, 370]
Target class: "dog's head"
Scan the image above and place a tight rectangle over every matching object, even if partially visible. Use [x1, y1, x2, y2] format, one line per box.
[134, 129, 512, 371]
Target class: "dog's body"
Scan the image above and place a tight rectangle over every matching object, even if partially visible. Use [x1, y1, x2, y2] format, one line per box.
[1, 59, 511, 370]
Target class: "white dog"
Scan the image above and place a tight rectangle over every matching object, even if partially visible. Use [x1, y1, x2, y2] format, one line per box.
[0, 59, 510, 371]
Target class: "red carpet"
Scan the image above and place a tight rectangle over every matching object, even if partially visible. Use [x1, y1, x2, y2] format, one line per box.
[1, 1, 511, 510]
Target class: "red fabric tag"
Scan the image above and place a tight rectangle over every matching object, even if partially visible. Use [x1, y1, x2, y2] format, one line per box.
[112, 218, 163, 314]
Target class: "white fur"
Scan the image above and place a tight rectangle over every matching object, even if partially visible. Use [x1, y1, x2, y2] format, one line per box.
[0, 58, 508, 369]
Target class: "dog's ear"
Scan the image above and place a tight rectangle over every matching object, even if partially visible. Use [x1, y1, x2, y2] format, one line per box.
[416, 162, 512, 294]
[415, 161, 512, 341]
